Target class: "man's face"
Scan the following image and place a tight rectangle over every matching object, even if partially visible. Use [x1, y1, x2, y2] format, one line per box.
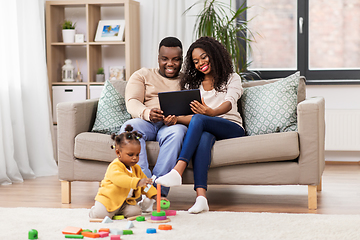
[158, 46, 183, 78]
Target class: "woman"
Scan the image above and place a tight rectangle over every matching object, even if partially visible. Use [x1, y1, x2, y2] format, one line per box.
[156, 36, 245, 213]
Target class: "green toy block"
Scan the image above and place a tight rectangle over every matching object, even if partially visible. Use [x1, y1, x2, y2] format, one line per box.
[136, 216, 145, 221]
[28, 229, 38, 239]
[160, 200, 170, 209]
[122, 230, 133, 235]
[65, 234, 84, 239]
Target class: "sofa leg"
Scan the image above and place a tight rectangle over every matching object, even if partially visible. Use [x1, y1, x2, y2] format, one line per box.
[317, 178, 322, 192]
[308, 185, 317, 210]
[61, 181, 71, 204]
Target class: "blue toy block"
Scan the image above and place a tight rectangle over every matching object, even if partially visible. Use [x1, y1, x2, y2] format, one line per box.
[126, 221, 134, 229]
[101, 216, 113, 223]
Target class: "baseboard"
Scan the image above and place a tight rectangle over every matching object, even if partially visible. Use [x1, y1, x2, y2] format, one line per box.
[325, 161, 360, 165]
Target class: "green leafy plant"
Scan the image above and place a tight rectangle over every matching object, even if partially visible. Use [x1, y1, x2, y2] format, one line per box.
[184, 0, 258, 80]
[97, 67, 104, 75]
[62, 20, 76, 30]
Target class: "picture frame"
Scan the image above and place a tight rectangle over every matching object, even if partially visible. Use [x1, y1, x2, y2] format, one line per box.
[109, 66, 125, 81]
[94, 20, 125, 42]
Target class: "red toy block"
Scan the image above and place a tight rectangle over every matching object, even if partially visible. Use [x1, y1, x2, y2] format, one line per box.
[110, 235, 121, 240]
[98, 232, 109, 237]
[98, 228, 110, 233]
[81, 232, 100, 238]
[62, 226, 82, 235]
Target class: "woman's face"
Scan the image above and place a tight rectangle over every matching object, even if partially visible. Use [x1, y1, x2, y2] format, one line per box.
[192, 48, 211, 75]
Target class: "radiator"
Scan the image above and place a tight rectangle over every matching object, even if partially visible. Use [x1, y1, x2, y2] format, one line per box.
[325, 109, 360, 151]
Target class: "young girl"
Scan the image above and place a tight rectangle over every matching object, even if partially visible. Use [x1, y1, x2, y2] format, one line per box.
[156, 36, 245, 213]
[89, 125, 162, 219]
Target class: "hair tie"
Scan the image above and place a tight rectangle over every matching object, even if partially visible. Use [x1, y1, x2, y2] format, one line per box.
[136, 136, 140, 140]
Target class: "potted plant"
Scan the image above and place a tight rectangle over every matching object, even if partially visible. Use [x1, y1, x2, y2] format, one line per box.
[96, 67, 105, 82]
[62, 20, 76, 43]
[184, 0, 257, 80]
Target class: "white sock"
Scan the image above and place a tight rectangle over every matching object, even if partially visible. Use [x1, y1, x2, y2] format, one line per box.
[155, 169, 182, 187]
[188, 196, 209, 214]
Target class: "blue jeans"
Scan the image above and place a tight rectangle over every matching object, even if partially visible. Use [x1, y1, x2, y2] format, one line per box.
[178, 114, 245, 191]
[119, 118, 187, 196]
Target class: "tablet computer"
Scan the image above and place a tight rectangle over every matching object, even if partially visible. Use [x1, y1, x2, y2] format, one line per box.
[158, 89, 201, 116]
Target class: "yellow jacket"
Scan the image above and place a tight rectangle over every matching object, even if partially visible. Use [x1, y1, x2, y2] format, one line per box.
[95, 158, 157, 212]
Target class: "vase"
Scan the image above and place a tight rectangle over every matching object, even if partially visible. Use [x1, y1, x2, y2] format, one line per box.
[96, 74, 105, 82]
[62, 29, 76, 43]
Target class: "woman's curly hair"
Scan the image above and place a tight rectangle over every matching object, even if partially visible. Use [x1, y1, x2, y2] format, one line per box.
[180, 36, 233, 92]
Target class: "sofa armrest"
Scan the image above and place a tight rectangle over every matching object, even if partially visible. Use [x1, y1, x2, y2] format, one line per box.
[297, 96, 325, 185]
[57, 99, 99, 181]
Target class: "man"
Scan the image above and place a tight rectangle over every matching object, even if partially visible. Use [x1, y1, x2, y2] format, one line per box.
[119, 37, 186, 197]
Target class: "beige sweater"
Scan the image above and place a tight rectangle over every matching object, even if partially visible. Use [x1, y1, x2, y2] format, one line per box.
[125, 68, 182, 121]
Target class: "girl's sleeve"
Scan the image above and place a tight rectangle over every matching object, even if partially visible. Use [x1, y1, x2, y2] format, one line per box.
[107, 165, 140, 190]
[224, 73, 243, 107]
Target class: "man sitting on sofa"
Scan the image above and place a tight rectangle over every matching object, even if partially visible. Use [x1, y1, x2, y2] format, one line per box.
[119, 37, 187, 197]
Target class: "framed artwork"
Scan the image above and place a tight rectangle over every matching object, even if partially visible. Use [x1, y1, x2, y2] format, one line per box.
[95, 20, 125, 42]
[109, 66, 125, 81]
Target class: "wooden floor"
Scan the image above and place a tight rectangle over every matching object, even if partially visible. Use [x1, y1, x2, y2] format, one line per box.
[1, 164, 359, 214]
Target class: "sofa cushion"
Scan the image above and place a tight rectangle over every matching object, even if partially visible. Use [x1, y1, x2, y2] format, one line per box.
[242, 76, 306, 104]
[74, 131, 299, 167]
[240, 71, 300, 136]
[210, 131, 299, 167]
[91, 80, 132, 135]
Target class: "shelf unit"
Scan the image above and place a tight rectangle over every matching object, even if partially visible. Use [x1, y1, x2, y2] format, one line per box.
[45, 0, 140, 108]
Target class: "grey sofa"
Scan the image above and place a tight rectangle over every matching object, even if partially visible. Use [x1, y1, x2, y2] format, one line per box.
[57, 77, 325, 210]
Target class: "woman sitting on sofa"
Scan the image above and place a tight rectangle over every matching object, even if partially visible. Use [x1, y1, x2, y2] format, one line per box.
[156, 36, 245, 213]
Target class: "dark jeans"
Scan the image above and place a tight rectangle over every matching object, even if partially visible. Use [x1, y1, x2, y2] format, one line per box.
[178, 114, 245, 190]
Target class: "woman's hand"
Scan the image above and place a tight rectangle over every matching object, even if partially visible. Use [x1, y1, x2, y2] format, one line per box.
[163, 115, 177, 126]
[190, 98, 215, 116]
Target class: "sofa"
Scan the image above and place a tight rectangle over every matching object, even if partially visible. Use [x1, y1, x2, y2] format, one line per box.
[57, 76, 325, 210]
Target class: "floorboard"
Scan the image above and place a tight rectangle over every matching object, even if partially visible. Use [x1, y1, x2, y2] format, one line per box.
[1, 164, 359, 214]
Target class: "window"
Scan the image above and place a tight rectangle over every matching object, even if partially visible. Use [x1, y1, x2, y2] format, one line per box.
[241, 0, 360, 84]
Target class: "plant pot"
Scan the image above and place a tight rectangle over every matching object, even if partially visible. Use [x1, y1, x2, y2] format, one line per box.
[96, 74, 105, 82]
[62, 29, 76, 43]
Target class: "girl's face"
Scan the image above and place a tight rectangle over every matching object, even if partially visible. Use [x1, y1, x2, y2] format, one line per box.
[192, 48, 211, 75]
[115, 141, 141, 169]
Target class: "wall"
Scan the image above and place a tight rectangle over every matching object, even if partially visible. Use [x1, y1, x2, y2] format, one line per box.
[307, 85, 360, 162]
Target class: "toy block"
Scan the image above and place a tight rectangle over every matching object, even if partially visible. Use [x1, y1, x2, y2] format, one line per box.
[146, 228, 157, 234]
[160, 200, 170, 209]
[65, 235, 84, 239]
[62, 226, 82, 235]
[136, 216, 145, 221]
[165, 210, 177, 216]
[126, 215, 142, 221]
[89, 218, 103, 222]
[28, 229, 38, 239]
[81, 232, 100, 238]
[94, 230, 97, 233]
[98, 232, 109, 238]
[126, 221, 134, 229]
[144, 175, 157, 192]
[81, 229, 92, 233]
[113, 215, 124, 220]
[110, 235, 121, 240]
[122, 230, 133, 235]
[110, 229, 122, 235]
[98, 228, 109, 233]
[158, 224, 172, 230]
[101, 216, 113, 223]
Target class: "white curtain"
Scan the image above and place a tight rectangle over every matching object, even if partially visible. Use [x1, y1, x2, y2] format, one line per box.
[138, 0, 202, 68]
[0, 0, 58, 185]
